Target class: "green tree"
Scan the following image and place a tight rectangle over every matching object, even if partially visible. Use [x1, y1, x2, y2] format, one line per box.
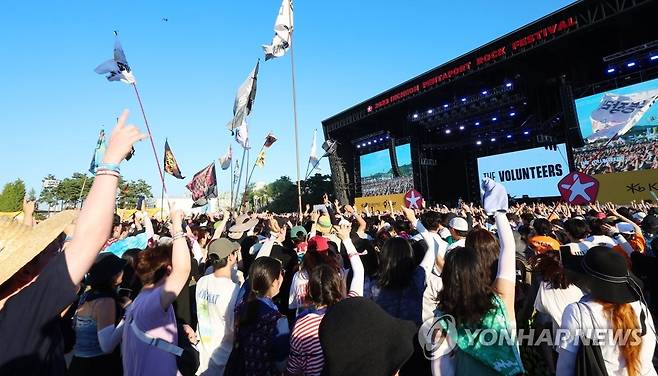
[117, 179, 153, 208]
[0, 179, 26, 211]
[55, 173, 93, 208]
[302, 173, 335, 206]
[39, 174, 60, 210]
[264, 176, 297, 213]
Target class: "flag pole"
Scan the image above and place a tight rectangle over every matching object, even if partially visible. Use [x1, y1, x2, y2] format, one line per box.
[77, 175, 88, 208]
[288, 0, 303, 219]
[230, 148, 235, 211]
[131, 82, 167, 195]
[234, 147, 247, 209]
[160, 174, 165, 219]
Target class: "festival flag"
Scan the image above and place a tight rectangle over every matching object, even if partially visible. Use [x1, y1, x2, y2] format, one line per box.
[255, 150, 267, 168]
[308, 129, 319, 172]
[88, 129, 107, 174]
[186, 163, 218, 207]
[235, 121, 250, 149]
[263, 0, 294, 60]
[163, 139, 185, 179]
[219, 145, 232, 170]
[94, 32, 136, 84]
[264, 133, 278, 148]
[227, 61, 259, 131]
[586, 90, 658, 142]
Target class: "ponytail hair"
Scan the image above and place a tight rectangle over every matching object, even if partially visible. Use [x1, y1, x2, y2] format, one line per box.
[529, 250, 570, 289]
[598, 301, 642, 376]
[240, 257, 282, 326]
[134, 245, 172, 285]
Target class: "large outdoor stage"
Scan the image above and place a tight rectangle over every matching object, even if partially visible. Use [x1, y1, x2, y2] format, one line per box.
[322, 0, 658, 205]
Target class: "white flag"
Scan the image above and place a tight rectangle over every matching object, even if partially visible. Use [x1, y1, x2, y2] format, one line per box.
[587, 90, 658, 142]
[219, 145, 232, 170]
[262, 0, 293, 60]
[308, 129, 320, 173]
[235, 120, 250, 149]
[227, 61, 259, 131]
[94, 32, 136, 84]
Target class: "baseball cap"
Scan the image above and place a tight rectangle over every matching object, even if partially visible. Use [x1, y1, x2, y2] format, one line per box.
[632, 212, 647, 222]
[308, 235, 329, 252]
[448, 217, 468, 232]
[290, 225, 308, 239]
[317, 215, 333, 234]
[208, 238, 240, 259]
[616, 223, 635, 234]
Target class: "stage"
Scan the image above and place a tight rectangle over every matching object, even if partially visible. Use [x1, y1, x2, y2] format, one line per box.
[322, 0, 658, 205]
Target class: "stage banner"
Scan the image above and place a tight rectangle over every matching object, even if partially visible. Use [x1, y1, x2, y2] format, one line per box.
[354, 193, 405, 212]
[593, 169, 657, 203]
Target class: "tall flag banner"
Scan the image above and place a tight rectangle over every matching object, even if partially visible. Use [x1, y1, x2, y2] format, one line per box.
[227, 61, 260, 131]
[233, 159, 241, 186]
[89, 130, 107, 174]
[94, 32, 136, 84]
[219, 145, 233, 170]
[255, 133, 278, 168]
[308, 129, 319, 172]
[163, 140, 185, 179]
[186, 163, 218, 207]
[263, 0, 294, 60]
[235, 121, 250, 149]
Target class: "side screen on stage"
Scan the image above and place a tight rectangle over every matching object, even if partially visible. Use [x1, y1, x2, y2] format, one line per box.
[477, 144, 568, 198]
[573, 78, 658, 175]
[360, 143, 413, 197]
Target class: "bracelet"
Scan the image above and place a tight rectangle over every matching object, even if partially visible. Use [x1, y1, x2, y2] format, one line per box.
[172, 232, 186, 241]
[95, 170, 121, 178]
[347, 253, 359, 258]
[97, 162, 121, 173]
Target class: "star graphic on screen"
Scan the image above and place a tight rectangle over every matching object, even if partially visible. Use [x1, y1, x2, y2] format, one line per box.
[561, 174, 595, 203]
[406, 191, 421, 208]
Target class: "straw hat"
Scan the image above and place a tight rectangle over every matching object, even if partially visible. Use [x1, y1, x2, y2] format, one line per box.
[0, 210, 77, 285]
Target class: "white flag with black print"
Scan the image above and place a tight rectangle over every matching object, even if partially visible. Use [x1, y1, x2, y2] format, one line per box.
[219, 145, 233, 170]
[94, 32, 136, 84]
[235, 120, 250, 150]
[308, 129, 320, 172]
[262, 0, 293, 60]
[227, 61, 259, 131]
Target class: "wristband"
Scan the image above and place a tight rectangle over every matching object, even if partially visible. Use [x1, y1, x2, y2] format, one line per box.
[347, 253, 360, 258]
[95, 170, 121, 178]
[97, 162, 121, 173]
[172, 231, 185, 241]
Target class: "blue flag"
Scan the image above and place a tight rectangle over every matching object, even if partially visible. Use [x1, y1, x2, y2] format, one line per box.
[89, 130, 107, 174]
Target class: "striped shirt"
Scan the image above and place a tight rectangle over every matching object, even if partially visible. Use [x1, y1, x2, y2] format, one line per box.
[286, 291, 359, 376]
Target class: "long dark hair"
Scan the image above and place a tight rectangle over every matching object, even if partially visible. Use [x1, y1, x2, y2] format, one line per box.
[301, 249, 339, 275]
[240, 257, 282, 326]
[377, 237, 415, 289]
[529, 250, 570, 289]
[465, 228, 499, 284]
[308, 264, 344, 307]
[438, 247, 495, 327]
[134, 245, 172, 285]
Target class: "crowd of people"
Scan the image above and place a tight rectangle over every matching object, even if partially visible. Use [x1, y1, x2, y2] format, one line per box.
[574, 137, 658, 174]
[2, 114, 658, 376]
[361, 175, 414, 197]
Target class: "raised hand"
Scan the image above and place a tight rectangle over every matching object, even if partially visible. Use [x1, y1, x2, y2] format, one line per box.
[103, 109, 147, 164]
[336, 223, 352, 241]
[400, 205, 417, 224]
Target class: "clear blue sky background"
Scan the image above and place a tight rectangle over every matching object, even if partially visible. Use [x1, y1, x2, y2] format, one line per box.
[0, 0, 574, 197]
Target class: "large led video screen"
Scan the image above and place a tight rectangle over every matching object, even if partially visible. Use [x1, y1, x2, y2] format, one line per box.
[477, 144, 568, 198]
[574, 78, 658, 174]
[360, 144, 413, 197]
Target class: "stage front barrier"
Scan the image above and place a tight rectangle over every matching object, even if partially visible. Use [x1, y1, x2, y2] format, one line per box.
[354, 193, 405, 212]
[594, 169, 658, 203]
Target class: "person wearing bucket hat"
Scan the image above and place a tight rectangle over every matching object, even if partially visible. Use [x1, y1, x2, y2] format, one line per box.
[194, 238, 241, 375]
[228, 214, 259, 241]
[69, 254, 127, 376]
[319, 297, 417, 376]
[557, 246, 657, 376]
[0, 110, 146, 376]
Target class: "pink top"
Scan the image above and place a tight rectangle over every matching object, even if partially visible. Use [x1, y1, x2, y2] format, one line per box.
[122, 286, 179, 376]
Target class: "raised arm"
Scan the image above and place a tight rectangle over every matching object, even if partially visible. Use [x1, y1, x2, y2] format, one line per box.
[65, 110, 146, 285]
[402, 206, 436, 276]
[481, 178, 516, 320]
[210, 208, 230, 241]
[161, 208, 192, 310]
[336, 224, 364, 296]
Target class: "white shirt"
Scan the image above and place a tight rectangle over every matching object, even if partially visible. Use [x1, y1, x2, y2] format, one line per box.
[534, 281, 584, 330]
[195, 274, 240, 374]
[446, 238, 465, 252]
[559, 298, 657, 376]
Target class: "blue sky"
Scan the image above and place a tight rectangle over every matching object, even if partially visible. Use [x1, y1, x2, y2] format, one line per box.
[360, 143, 412, 178]
[0, 0, 574, 197]
[575, 77, 658, 138]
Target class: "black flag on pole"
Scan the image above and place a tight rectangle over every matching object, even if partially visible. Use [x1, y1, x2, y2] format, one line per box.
[186, 163, 218, 207]
[163, 140, 185, 179]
